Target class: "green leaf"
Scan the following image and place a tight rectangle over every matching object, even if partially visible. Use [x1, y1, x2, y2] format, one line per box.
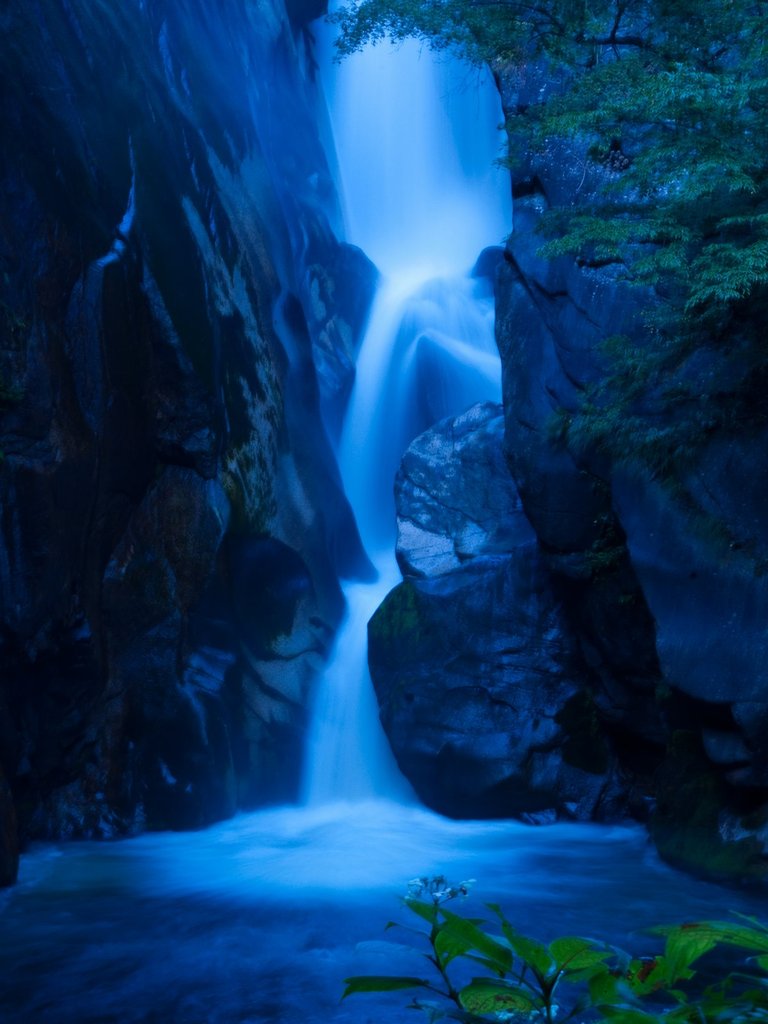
[487, 905, 552, 978]
[438, 909, 513, 974]
[462, 953, 519, 977]
[663, 926, 719, 982]
[405, 898, 440, 926]
[434, 922, 477, 969]
[625, 956, 666, 995]
[459, 980, 538, 1016]
[549, 936, 613, 973]
[588, 970, 623, 1006]
[342, 976, 431, 999]
[650, 920, 768, 981]
[714, 921, 768, 953]
[731, 913, 768, 933]
[599, 1008, 662, 1024]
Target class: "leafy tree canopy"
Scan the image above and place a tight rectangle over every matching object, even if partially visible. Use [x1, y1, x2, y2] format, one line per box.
[330, 0, 768, 483]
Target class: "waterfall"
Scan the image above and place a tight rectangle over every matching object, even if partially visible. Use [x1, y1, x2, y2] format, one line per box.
[321, 37, 511, 278]
[302, 34, 512, 804]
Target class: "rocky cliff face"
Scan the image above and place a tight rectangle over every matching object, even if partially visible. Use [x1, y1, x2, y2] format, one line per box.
[0, 0, 372, 883]
[369, 64, 768, 883]
[495, 64, 768, 880]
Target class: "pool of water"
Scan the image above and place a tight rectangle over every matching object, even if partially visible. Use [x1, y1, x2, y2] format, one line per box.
[2, 801, 766, 1023]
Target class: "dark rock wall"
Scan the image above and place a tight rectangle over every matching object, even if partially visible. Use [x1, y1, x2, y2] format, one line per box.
[0, 0, 373, 874]
[494, 64, 768, 880]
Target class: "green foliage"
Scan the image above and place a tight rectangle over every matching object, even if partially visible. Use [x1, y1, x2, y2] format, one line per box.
[343, 878, 768, 1023]
[330, 0, 768, 484]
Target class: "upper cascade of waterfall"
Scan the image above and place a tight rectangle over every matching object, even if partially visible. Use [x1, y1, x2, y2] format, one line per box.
[318, 33, 512, 280]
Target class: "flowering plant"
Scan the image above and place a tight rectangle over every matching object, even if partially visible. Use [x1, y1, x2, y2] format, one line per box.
[343, 878, 768, 1023]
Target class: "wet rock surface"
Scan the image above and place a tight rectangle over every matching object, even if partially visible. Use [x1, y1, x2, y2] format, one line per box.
[394, 403, 534, 577]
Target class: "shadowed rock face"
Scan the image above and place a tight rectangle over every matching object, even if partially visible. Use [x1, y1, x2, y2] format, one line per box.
[0, 766, 17, 886]
[491, 63, 768, 881]
[0, 0, 374, 864]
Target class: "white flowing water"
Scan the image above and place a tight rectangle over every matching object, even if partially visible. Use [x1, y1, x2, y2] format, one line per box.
[303, 37, 511, 803]
[322, 38, 511, 278]
[302, 273, 503, 803]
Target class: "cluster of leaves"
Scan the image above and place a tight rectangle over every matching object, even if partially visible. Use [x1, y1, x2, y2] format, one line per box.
[344, 878, 768, 1023]
[330, 0, 768, 481]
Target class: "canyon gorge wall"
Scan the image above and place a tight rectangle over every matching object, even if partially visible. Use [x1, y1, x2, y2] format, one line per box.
[0, 0, 375, 884]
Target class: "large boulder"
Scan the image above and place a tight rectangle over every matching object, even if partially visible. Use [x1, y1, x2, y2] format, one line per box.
[370, 560, 623, 820]
[370, 405, 641, 822]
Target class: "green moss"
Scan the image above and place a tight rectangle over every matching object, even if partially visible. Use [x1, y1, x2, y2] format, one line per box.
[0, 301, 30, 349]
[368, 581, 422, 649]
[584, 543, 625, 578]
[584, 510, 627, 580]
[221, 441, 276, 536]
[650, 731, 768, 883]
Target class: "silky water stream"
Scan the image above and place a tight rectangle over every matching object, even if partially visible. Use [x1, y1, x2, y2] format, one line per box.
[1, 36, 767, 1024]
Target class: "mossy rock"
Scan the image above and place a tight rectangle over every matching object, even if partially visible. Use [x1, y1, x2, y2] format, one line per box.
[368, 581, 426, 662]
[650, 731, 768, 883]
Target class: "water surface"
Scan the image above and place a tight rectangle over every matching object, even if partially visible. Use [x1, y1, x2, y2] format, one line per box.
[2, 802, 765, 1023]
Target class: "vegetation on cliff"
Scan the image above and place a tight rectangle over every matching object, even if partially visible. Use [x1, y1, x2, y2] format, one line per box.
[331, 0, 768, 480]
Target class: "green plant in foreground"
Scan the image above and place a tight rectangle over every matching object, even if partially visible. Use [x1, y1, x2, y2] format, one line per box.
[343, 877, 768, 1023]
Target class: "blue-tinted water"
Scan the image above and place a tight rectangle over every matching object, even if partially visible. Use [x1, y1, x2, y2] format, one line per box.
[2, 802, 766, 1022]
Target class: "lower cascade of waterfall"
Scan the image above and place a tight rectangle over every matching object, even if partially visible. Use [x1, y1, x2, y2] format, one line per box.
[302, 271, 502, 804]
